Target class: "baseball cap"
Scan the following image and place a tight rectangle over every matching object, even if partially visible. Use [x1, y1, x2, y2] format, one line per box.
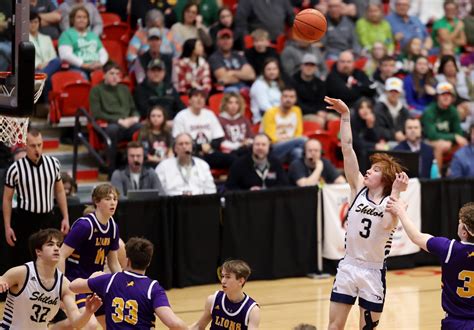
[302, 54, 318, 65]
[147, 58, 165, 70]
[147, 27, 162, 40]
[217, 28, 233, 38]
[436, 82, 455, 95]
[385, 77, 403, 93]
[188, 87, 208, 98]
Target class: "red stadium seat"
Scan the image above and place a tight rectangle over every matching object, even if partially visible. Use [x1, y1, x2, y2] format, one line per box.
[100, 12, 122, 26]
[49, 71, 91, 124]
[102, 39, 128, 73]
[180, 94, 189, 106]
[303, 121, 322, 136]
[208, 93, 224, 116]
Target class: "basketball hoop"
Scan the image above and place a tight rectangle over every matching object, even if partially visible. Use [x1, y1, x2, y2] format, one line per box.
[0, 72, 47, 146]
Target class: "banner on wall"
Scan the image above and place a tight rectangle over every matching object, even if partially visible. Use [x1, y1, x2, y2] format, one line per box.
[322, 179, 421, 260]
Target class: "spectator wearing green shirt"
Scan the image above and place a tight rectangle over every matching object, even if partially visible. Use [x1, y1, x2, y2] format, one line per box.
[355, 3, 394, 54]
[431, 0, 467, 53]
[58, 6, 108, 78]
[421, 82, 468, 172]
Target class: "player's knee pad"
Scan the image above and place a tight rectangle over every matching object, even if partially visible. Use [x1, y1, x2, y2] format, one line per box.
[362, 310, 379, 330]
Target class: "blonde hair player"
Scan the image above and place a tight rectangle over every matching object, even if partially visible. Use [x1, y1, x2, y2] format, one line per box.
[324, 96, 409, 330]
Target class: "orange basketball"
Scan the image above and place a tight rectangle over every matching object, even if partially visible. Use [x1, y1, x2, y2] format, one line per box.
[292, 9, 327, 43]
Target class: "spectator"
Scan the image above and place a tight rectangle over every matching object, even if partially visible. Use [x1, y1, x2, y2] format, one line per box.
[131, 27, 173, 84]
[393, 117, 434, 178]
[351, 97, 387, 172]
[244, 28, 280, 77]
[291, 54, 327, 126]
[322, 0, 361, 60]
[363, 41, 388, 78]
[374, 77, 410, 143]
[155, 132, 216, 196]
[209, 6, 243, 52]
[29, 11, 61, 100]
[225, 133, 288, 191]
[90, 61, 142, 171]
[59, 0, 103, 36]
[396, 37, 424, 74]
[137, 105, 174, 168]
[436, 55, 471, 128]
[218, 92, 254, 156]
[389, 0, 444, 25]
[386, 0, 432, 52]
[250, 58, 283, 124]
[129, 0, 177, 31]
[111, 141, 164, 197]
[134, 58, 184, 119]
[60, 172, 80, 205]
[422, 82, 468, 174]
[403, 56, 437, 115]
[288, 138, 346, 186]
[174, 0, 219, 27]
[126, 9, 176, 66]
[234, 0, 294, 42]
[261, 87, 306, 163]
[58, 6, 108, 78]
[173, 38, 212, 95]
[463, 4, 474, 45]
[355, 3, 394, 55]
[432, 0, 466, 54]
[326, 50, 376, 109]
[456, 0, 472, 19]
[280, 38, 327, 80]
[208, 28, 256, 92]
[449, 123, 474, 177]
[372, 55, 397, 98]
[0, 2, 13, 71]
[172, 88, 235, 169]
[30, 0, 61, 39]
[170, 2, 212, 54]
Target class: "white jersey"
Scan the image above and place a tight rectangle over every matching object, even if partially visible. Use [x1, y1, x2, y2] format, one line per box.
[345, 187, 395, 268]
[1, 262, 63, 329]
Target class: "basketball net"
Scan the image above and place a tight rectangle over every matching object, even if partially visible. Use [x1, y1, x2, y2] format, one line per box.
[0, 72, 47, 146]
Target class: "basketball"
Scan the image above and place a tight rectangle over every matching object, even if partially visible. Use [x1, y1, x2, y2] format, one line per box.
[292, 9, 327, 43]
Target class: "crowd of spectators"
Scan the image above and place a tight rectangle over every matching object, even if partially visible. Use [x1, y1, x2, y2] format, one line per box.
[2, 0, 474, 199]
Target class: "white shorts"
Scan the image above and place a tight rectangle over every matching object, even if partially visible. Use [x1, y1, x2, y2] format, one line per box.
[330, 257, 386, 312]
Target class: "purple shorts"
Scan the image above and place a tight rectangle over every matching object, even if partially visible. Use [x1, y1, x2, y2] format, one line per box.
[442, 316, 474, 330]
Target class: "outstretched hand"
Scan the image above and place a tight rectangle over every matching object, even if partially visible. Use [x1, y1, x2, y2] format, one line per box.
[392, 172, 409, 193]
[324, 96, 350, 115]
[386, 196, 407, 217]
[85, 293, 102, 314]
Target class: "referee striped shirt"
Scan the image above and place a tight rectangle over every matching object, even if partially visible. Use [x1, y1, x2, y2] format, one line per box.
[5, 155, 61, 214]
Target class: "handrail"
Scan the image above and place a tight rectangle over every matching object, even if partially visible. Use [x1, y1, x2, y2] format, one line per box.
[72, 107, 113, 182]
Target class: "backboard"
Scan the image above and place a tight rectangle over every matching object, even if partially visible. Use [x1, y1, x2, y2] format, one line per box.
[0, 0, 35, 117]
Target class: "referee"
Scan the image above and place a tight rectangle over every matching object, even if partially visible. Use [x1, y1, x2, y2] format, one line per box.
[3, 128, 70, 265]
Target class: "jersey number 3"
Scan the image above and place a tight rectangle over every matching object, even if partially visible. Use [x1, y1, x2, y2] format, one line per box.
[112, 297, 138, 325]
[359, 218, 372, 239]
[457, 270, 474, 298]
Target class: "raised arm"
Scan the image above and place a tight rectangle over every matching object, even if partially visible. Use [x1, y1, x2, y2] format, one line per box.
[324, 97, 364, 193]
[386, 196, 432, 251]
[190, 294, 213, 330]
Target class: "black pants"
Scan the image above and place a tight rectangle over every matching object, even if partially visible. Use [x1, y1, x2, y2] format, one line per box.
[9, 209, 58, 267]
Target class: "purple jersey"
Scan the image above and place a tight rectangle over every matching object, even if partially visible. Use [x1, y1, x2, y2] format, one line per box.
[427, 237, 474, 319]
[210, 291, 258, 330]
[88, 271, 170, 329]
[64, 213, 119, 281]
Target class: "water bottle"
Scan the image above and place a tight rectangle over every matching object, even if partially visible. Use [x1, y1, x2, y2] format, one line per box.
[430, 159, 440, 179]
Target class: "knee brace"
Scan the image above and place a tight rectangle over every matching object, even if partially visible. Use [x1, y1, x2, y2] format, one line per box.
[362, 310, 379, 330]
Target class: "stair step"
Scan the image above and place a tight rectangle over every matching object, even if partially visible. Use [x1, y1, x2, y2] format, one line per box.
[43, 138, 60, 150]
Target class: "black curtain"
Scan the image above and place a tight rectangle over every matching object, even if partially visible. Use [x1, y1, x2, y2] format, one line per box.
[221, 187, 318, 280]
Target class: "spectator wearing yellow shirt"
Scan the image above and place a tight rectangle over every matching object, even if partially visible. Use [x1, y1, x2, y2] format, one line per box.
[262, 87, 307, 163]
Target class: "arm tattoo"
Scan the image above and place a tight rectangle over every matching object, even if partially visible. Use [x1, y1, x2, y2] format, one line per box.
[342, 118, 350, 122]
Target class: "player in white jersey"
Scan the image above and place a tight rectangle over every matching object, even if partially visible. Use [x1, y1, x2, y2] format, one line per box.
[0, 228, 102, 329]
[324, 96, 409, 330]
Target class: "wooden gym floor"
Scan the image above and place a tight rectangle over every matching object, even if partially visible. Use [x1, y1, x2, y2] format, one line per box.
[0, 266, 443, 329]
